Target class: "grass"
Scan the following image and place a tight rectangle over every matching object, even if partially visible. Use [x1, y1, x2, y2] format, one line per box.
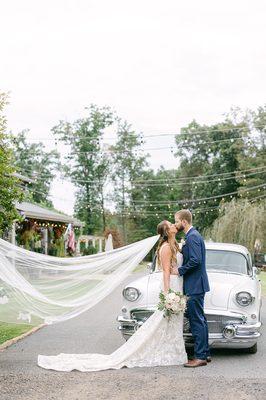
[260, 271, 266, 297]
[0, 322, 34, 345]
[133, 261, 149, 273]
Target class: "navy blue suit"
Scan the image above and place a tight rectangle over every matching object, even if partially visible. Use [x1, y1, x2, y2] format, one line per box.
[178, 227, 210, 360]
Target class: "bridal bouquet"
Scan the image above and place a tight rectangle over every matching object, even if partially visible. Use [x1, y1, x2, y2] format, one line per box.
[158, 289, 187, 319]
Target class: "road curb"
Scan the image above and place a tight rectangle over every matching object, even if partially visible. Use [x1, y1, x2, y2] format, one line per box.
[0, 324, 46, 352]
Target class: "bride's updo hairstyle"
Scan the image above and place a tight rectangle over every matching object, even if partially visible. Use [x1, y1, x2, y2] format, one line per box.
[156, 220, 179, 269]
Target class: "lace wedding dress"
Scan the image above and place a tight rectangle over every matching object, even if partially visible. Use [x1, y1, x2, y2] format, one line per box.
[38, 253, 187, 372]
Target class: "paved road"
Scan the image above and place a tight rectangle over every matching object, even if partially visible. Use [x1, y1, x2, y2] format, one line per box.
[0, 273, 265, 400]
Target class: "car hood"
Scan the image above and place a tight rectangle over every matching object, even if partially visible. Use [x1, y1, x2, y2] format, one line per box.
[205, 271, 251, 310]
[125, 271, 253, 311]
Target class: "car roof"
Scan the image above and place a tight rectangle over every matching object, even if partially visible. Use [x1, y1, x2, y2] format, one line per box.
[205, 241, 250, 257]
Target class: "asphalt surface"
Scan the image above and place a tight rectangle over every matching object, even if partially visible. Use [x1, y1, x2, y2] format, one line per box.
[0, 272, 265, 400]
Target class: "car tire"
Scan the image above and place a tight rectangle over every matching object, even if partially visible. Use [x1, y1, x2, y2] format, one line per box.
[245, 343, 257, 354]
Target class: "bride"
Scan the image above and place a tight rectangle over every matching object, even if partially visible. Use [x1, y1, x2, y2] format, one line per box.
[38, 221, 188, 371]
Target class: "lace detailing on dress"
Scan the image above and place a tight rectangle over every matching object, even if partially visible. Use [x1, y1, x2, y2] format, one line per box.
[38, 264, 187, 371]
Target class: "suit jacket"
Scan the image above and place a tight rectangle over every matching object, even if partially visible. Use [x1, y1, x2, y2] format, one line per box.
[178, 227, 210, 296]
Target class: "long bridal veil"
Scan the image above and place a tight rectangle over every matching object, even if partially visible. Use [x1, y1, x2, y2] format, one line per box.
[0, 235, 159, 325]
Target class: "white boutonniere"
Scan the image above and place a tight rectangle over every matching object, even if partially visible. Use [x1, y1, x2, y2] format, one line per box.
[179, 238, 186, 251]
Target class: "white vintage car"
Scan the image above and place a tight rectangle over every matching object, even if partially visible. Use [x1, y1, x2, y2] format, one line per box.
[117, 242, 262, 354]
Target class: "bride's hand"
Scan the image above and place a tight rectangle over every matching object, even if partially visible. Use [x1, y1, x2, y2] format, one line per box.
[170, 266, 179, 275]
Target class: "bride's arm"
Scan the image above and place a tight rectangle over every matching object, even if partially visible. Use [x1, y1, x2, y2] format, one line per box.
[160, 245, 171, 293]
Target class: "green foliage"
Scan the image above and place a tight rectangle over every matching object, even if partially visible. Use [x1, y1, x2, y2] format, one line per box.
[52, 104, 115, 234]
[127, 167, 183, 241]
[175, 119, 247, 230]
[205, 199, 266, 253]
[260, 272, 266, 296]
[82, 245, 97, 256]
[174, 108, 265, 231]
[10, 130, 60, 207]
[110, 120, 148, 242]
[237, 106, 266, 190]
[0, 92, 23, 234]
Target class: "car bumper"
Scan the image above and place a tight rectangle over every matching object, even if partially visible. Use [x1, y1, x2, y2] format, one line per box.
[117, 316, 262, 347]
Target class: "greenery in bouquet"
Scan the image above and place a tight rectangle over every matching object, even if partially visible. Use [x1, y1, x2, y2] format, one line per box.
[158, 288, 187, 319]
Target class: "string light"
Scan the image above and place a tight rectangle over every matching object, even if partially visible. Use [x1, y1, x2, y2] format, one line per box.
[8, 122, 266, 141]
[120, 193, 265, 218]
[19, 165, 266, 186]
[131, 183, 266, 205]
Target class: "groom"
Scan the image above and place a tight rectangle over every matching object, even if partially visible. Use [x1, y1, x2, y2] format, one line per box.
[175, 209, 211, 367]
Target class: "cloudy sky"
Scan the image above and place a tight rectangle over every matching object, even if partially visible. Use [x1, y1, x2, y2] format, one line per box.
[1, 0, 266, 214]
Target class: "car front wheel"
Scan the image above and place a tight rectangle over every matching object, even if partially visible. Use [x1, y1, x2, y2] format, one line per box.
[245, 343, 257, 354]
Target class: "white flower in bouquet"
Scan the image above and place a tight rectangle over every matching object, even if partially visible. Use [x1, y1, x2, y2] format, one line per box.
[158, 289, 187, 319]
[171, 303, 180, 312]
[180, 298, 186, 307]
[168, 292, 176, 301]
[173, 295, 180, 303]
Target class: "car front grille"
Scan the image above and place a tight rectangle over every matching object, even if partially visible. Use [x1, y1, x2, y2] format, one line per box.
[205, 314, 244, 334]
[130, 309, 154, 322]
[130, 309, 244, 334]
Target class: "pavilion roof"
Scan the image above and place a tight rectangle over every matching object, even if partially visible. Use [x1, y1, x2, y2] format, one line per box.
[16, 201, 84, 227]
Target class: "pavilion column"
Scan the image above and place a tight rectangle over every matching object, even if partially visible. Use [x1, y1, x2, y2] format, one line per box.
[98, 238, 102, 253]
[44, 228, 48, 255]
[92, 238, 96, 248]
[76, 239, 80, 254]
[11, 223, 16, 245]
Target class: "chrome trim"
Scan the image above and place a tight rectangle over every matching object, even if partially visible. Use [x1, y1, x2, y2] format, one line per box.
[223, 325, 236, 339]
[122, 287, 141, 302]
[117, 315, 262, 343]
[235, 291, 255, 307]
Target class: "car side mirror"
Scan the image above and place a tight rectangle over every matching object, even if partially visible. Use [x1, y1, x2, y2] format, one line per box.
[253, 266, 260, 276]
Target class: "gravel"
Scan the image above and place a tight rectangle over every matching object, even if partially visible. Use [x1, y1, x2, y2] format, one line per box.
[0, 274, 265, 400]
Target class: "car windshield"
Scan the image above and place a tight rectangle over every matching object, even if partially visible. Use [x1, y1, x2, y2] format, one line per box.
[206, 250, 248, 274]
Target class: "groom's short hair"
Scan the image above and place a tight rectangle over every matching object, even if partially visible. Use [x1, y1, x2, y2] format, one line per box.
[175, 209, 192, 224]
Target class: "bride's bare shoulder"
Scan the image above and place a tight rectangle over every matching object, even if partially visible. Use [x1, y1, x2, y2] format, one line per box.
[160, 244, 171, 259]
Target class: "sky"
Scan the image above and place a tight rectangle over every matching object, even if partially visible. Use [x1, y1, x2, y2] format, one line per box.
[1, 0, 266, 215]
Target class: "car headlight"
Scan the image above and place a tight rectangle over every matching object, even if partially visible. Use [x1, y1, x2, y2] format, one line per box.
[236, 291, 254, 307]
[123, 287, 141, 302]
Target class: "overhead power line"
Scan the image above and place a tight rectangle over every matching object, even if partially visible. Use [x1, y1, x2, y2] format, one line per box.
[131, 183, 266, 205]
[20, 182, 266, 207]
[120, 193, 266, 217]
[8, 123, 266, 141]
[17, 165, 266, 185]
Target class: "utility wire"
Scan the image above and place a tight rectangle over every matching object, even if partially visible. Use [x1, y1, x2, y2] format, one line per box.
[7, 123, 266, 141]
[16, 165, 266, 185]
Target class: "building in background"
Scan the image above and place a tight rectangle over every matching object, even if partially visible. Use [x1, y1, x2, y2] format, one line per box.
[7, 173, 84, 256]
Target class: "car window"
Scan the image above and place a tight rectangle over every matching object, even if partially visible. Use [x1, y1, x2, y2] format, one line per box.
[206, 250, 248, 274]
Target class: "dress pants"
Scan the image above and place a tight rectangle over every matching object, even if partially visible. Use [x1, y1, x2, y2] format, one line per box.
[186, 293, 210, 360]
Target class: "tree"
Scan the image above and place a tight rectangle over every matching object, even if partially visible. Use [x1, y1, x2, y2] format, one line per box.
[110, 120, 148, 242]
[10, 130, 60, 207]
[52, 105, 114, 234]
[0, 93, 23, 233]
[127, 167, 184, 241]
[236, 106, 266, 192]
[205, 199, 266, 253]
[174, 118, 249, 231]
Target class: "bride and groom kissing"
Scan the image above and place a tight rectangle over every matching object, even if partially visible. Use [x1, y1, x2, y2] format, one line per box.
[38, 209, 211, 372]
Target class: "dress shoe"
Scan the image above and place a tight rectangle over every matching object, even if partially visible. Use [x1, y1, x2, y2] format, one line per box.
[184, 359, 207, 368]
[206, 356, 212, 363]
